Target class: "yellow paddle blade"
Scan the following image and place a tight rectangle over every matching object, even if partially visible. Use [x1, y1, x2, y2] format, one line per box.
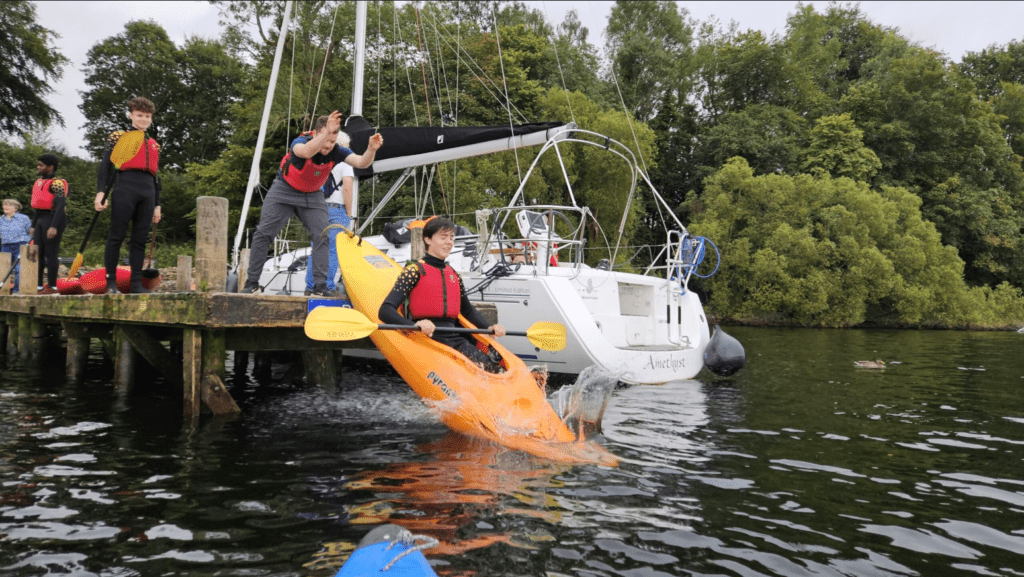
[66, 254, 84, 279]
[304, 306, 378, 341]
[525, 321, 566, 352]
[110, 130, 146, 168]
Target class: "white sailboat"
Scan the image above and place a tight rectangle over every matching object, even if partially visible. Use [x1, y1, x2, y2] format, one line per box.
[243, 2, 743, 384]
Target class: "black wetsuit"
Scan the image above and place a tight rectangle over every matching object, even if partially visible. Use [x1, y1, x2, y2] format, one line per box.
[31, 173, 68, 288]
[97, 135, 160, 287]
[379, 254, 502, 373]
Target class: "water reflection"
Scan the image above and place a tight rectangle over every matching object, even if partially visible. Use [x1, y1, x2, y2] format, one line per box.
[1, 329, 1023, 576]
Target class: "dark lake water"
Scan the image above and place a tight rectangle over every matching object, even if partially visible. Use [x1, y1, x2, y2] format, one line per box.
[2, 327, 1023, 576]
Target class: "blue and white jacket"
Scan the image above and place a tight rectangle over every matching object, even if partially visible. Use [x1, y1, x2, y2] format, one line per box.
[0, 213, 32, 245]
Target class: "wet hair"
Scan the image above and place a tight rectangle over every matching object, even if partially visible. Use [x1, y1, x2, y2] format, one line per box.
[127, 97, 155, 114]
[336, 130, 351, 148]
[423, 217, 456, 241]
[37, 154, 59, 171]
[3, 199, 22, 211]
[314, 115, 331, 131]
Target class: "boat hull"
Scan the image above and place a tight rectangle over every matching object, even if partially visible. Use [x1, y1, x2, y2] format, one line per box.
[463, 269, 710, 384]
[334, 231, 615, 465]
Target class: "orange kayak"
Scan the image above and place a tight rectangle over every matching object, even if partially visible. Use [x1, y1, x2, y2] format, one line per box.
[335, 230, 616, 466]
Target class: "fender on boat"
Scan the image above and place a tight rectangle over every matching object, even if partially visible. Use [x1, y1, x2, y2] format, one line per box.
[703, 324, 745, 376]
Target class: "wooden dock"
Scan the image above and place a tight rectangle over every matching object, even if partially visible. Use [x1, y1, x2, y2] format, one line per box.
[0, 197, 377, 418]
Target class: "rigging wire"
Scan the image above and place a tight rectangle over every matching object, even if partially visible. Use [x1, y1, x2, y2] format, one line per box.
[394, 3, 419, 125]
[286, 19, 296, 146]
[541, 1, 577, 125]
[493, 8, 522, 184]
[434, 6, 454, 122]
[452, 1, 461, 216]
[310, 1, 340, 121]
[423, 12, 529, 124]
[413, 4, 433, 127]
[587, 2, 649, 178]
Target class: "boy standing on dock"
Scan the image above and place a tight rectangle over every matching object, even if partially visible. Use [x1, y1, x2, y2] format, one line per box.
[242, 110, 381, 297]
[303, 130, 355, 297]
[31, 154, 69, 294]
[94, 97, 162, 295]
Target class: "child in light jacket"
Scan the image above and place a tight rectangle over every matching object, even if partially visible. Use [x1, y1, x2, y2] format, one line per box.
[0, 199, 32, 293]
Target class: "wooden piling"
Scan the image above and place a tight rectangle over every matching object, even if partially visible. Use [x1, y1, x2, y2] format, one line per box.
[17, 315, 31, 357]
[238, 248, 249, 292]
[301, 349, 336, 392]
[201, 330, 239, 413]
[63, 322, 91, 382]
[411, 227, 424, 261]
[113, 329, 136, 390]
[0, 317, 7, 353]
[0, 252, 11, 296]
[196, 197, 228, 293]
[119, 325, 183, 387]
[19, 244, 38, 295]
[177, 256, 193, 292]
[30, 320, 46, 358]
[6, 313, 17, 354]
[183, 328, 202, 417]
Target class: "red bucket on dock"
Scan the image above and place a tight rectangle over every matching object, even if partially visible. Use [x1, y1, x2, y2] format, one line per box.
[76, 266, 161, 294]
[55, 278, 85, 295]
[80, 267, 130, 294]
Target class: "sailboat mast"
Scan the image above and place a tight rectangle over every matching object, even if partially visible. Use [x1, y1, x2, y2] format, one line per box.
[232, 0, 294, 270]
[349, 1, 368, 222]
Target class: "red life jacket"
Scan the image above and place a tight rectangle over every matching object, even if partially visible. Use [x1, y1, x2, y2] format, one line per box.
[407, 261, 462, 320]
[279, 132, 336, 192]
[30, 178, 68, 210]
[116, 131, 160, 175]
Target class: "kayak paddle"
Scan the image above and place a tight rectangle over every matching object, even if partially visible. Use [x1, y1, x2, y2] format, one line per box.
[304, 306, 567, 352]
[142, 221, 160, 280]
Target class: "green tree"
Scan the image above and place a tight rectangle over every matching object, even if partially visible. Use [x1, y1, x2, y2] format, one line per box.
[959, 40, 1024, 99]
[699, 104, 807, 177]
[960, 41, 1024, 159]
[605, 0, 693, 123]
[79, 21, 183, 162]
[80, 21, 244, 168]
[0, 1, 69, 134]
[802, 114, 880, 181]
[685, 158, 1023, 327]
[840, 46, 1024, 285]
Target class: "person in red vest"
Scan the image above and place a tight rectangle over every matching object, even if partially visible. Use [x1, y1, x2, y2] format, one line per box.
[94, 97, 162, 294]
[378, 217, 507, 373]
[242, 110, 382, 296]
[29, 154, 68, 294]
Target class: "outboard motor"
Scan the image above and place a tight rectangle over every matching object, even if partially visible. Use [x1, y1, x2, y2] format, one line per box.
[704, 325, 745, 376]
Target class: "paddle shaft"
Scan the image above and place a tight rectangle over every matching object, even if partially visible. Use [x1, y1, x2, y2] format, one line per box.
[0, 251, 21, 286]
[78, 181, 114, 254]
[0, 240, 34, 286]
[377, 323, 526, 338]
[144, 221, 158, 269]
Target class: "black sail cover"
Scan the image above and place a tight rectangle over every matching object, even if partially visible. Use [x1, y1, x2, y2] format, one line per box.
[343, 115, 567, 177]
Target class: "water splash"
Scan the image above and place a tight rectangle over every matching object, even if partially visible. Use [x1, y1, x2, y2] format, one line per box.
[547, 365, 620, 437]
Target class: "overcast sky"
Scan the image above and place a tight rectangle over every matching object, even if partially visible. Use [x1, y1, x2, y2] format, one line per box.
[30, 1, 1024, 159]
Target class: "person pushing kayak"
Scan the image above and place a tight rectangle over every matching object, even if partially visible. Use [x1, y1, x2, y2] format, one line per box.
[378, 217, 507, 373]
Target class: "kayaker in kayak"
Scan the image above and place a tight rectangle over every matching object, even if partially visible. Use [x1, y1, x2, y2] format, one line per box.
[378, 217, 507, 373]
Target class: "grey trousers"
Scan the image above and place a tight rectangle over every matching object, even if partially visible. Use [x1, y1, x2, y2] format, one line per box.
[246, 178, 331, 287]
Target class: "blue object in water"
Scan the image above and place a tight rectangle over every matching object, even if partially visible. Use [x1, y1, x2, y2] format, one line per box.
[333, 524, 439, 577]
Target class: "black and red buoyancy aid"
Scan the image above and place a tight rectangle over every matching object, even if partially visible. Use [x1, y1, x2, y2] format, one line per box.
[31, 178, 68, 210]
[279, 132, 336, 192]
[117, 132, 160, 175]
[407, 261, 462, 320]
